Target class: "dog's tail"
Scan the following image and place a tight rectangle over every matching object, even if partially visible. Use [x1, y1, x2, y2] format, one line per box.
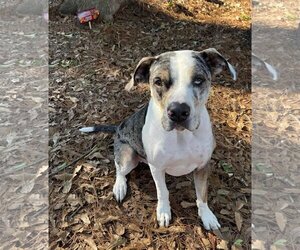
[79, 125, 117, 133]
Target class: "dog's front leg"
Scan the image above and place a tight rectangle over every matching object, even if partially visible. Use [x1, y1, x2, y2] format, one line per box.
[149, 164, 171, 227]
[194, 165, 220, 230]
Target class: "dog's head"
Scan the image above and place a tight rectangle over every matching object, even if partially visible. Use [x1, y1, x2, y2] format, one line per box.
[126, 48, 236, 131]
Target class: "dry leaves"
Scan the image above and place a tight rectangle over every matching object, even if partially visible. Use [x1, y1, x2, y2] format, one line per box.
[235, 212, 243, 232]
[275, 212, 287, 232]
[49, 0, 251, 249]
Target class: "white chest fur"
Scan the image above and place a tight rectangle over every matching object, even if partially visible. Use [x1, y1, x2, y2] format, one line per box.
[142, 100, 215, 176]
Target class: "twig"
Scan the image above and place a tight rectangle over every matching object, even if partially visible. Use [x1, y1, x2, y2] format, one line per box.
[0, 158, 47, 178]
[49, 144, 101, 176]
[67, 205, 84, 221]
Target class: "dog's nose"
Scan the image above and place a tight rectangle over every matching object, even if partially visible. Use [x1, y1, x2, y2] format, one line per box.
[167, 102, 190, 122]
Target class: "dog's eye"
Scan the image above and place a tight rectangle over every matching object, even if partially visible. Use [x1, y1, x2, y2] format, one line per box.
[153, 77, 162, 86]
[193, 78, 205, 86]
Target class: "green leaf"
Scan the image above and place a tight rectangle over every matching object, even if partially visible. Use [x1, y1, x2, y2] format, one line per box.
[285, 12, 297, 21]
[234, 239, 243, 246]
[221, 161, 233, 174]
[240, 13, 251, 21]
[274, 239, 287, 246]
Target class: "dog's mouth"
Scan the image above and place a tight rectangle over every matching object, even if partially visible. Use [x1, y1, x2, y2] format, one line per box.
[174, 123, 188, 131]
[162, 120, 190, 132]
[163, 118, 201, 132]
[161, 112, 200, 132]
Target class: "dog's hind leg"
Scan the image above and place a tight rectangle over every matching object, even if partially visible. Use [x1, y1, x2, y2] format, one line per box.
[194, 165, 221, 230]
[113, 143, 139, 202]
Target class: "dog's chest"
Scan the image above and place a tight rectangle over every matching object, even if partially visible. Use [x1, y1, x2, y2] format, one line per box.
[142, 123, 214, 176]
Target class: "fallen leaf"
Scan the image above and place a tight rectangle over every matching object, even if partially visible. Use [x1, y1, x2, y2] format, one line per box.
[85, 193, 96, 204]
[20, 180, 35, 193]
[252, 240, 266, 250]
[80, 213, 91, 225]
[62, 180, 72, 193]
[99, 215, 119, 224]
[108, 236, 126, 250]
[175, 181, 191, 189]
[88, 152, 104, 159]
[100, 182, 110, 190]
[115, 223, 125, 236]
[83, 237, 97, 250]
[253, 209, 270, 215]
[220, 209, 231, 215]
[54, 173, 73, 181]
[180, 201, 195, 208]
[67, 194, 80, 207]
[36, 165, 48, 178]
[236, 200, 245, 211]
[69, 96, 79, 103]
[275, 212, 287, 232]
[202, 238, 212, 249]
[216, 239, 228, 249]
[217, 189, 230, 196]
[235, 212, 243, 231]
[73, 164, 83, 177]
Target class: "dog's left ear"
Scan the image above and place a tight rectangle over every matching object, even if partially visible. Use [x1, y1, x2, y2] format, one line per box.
[199, 48, 237, 81]
[125, 56, 157, 91]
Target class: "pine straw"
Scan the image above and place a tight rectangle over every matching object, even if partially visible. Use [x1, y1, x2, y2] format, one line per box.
[49, 0, 251, 249]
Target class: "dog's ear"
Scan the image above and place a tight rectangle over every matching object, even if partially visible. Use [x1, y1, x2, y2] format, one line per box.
[125, 56, 157, 91]
[252, 53, 278, 80]
[199, 48, 237, 81]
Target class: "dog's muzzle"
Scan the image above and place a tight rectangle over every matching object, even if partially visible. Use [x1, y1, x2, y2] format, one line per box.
[167, 102, 190, 124]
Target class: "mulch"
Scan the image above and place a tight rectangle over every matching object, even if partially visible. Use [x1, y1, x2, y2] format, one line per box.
[49, 0, 251, 249]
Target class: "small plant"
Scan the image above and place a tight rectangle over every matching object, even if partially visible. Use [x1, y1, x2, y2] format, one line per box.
[167, 0, 174, 8]
[285, 12, 298, 21]
[240, 13, 251, 21]
[234, 239, 243, 247]
[220, 161, 234, 176]
[273, 239, 287, 247]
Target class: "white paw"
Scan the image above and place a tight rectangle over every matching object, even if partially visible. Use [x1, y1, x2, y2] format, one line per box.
[198, 203, 221, 230]
[157, 201, 171, 227]
[113, 176, 127, 202]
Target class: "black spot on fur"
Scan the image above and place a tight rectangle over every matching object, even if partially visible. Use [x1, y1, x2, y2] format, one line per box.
[114, 104, 149, 161]
[150, 52, 175, 101]
[192, 54, 211, 78]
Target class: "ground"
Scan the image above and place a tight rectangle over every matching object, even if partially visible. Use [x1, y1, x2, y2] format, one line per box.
[49, 0, 251, 249]
[252, 0, 300, 249]
[0, 0, 48, 248]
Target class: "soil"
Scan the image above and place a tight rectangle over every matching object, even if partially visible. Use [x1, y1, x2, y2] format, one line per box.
[49, 0, 251, 249]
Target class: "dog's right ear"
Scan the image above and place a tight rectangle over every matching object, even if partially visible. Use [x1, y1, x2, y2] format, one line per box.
[125, 56, 157, 91]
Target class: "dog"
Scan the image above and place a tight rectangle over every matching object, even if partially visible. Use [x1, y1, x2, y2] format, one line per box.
[80, 48, 237, 230]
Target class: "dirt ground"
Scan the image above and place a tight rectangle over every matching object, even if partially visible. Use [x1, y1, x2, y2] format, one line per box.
[49, 0, 251, 249]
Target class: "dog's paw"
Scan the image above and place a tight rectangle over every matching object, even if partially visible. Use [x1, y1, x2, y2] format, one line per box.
[198, 203, 221, 230]
[157, 201, 171, 227]
[113, 176, 127, 202]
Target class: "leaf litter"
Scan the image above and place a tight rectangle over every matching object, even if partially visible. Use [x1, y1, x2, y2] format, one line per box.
[49, 0, 251, 249]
